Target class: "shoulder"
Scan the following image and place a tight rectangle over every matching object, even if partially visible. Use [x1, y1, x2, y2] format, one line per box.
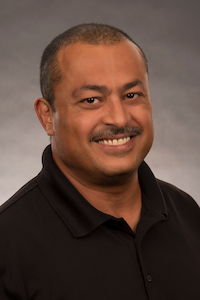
[0, 176, 46, 233]
[156, 179, 200, 222]
[0, 177, 39, 215]
[157, 179, 197, 204]
[0, 175, 49, 253]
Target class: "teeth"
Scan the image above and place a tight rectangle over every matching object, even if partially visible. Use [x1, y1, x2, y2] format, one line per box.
[98, 136, 131, 145]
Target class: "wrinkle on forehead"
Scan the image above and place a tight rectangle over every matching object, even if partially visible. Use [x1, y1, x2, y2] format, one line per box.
[57, 41, 147, 76]
[72, 80, 146, 98]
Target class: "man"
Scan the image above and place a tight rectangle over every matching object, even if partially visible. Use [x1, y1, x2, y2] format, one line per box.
[0, 23, 199, 299]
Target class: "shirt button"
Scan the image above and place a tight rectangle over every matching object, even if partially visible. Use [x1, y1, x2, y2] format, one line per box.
[147, 274, 152, 282]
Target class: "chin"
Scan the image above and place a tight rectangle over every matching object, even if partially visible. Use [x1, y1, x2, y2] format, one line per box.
[97, 164, 138, 186]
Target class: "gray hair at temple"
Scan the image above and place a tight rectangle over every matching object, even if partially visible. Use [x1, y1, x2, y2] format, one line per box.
[40, 23, 148, 111]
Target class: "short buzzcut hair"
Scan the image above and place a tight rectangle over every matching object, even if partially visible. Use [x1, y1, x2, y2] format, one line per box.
[40, 23, 148, 110]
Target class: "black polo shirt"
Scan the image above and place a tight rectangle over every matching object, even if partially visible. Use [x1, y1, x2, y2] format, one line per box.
[0, 145, 200, 300]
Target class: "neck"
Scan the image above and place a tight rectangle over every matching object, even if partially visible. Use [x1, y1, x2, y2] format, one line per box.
[63, 169, 142, 233]
[51, 144, 142, 233]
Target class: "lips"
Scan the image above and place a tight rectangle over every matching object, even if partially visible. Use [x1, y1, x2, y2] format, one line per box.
[97, 136, 131, 145]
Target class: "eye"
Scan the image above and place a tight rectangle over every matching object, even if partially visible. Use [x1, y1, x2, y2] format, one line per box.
[126, 93, 138, 99]
[84, 97, 99, 104]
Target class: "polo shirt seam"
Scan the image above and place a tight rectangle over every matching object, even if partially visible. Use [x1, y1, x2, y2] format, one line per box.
[37, 186, 78, 237]
[0, 180, 38, 215]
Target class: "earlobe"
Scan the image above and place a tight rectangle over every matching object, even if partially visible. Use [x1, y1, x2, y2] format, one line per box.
[34, 98, 54, 136]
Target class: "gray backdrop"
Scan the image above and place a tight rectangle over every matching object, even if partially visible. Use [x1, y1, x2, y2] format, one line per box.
[0, 0, 200, 205]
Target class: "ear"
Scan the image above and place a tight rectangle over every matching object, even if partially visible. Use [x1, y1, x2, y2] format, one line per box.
[34, 98, 54, 136]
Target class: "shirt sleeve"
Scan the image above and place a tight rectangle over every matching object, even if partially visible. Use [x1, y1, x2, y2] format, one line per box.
[0, 277, 17, 300]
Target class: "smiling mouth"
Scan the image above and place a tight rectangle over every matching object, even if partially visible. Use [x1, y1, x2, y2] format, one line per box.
[90, 126, 142, 145]
[96, 136, 132, 145]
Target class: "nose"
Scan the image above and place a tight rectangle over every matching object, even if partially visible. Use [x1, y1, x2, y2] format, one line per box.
[102, 98, 131, 128]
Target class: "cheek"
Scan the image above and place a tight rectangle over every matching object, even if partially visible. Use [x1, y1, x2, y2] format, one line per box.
[131, 106, 153, 128]
[71, 112, 101, 138]
[143, 113, 154, 142]
[56, 117, 92, 146]
[52, 112, 72, 144]
[142, 110, 154, 146]
[132, 107, 154, 147]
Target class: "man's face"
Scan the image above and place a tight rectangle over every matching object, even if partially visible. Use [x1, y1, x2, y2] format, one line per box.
[51, 40, 154, 186]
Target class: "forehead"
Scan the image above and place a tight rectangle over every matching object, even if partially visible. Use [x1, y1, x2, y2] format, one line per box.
[58, 41, 146, 73]
[55, 41, 147, 96]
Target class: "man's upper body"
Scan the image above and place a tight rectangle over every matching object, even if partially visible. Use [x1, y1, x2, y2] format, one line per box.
[0, 23, 199, 299]
[0, 145, 200, 300]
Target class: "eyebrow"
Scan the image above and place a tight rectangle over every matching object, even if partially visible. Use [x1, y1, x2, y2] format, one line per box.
[73, 85, 108, 97]
[72, 80, 144, 98]
[121, 80, 144, 92]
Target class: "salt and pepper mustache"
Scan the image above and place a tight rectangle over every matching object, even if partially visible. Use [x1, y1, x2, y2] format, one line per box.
[89, 126, 142, 142]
